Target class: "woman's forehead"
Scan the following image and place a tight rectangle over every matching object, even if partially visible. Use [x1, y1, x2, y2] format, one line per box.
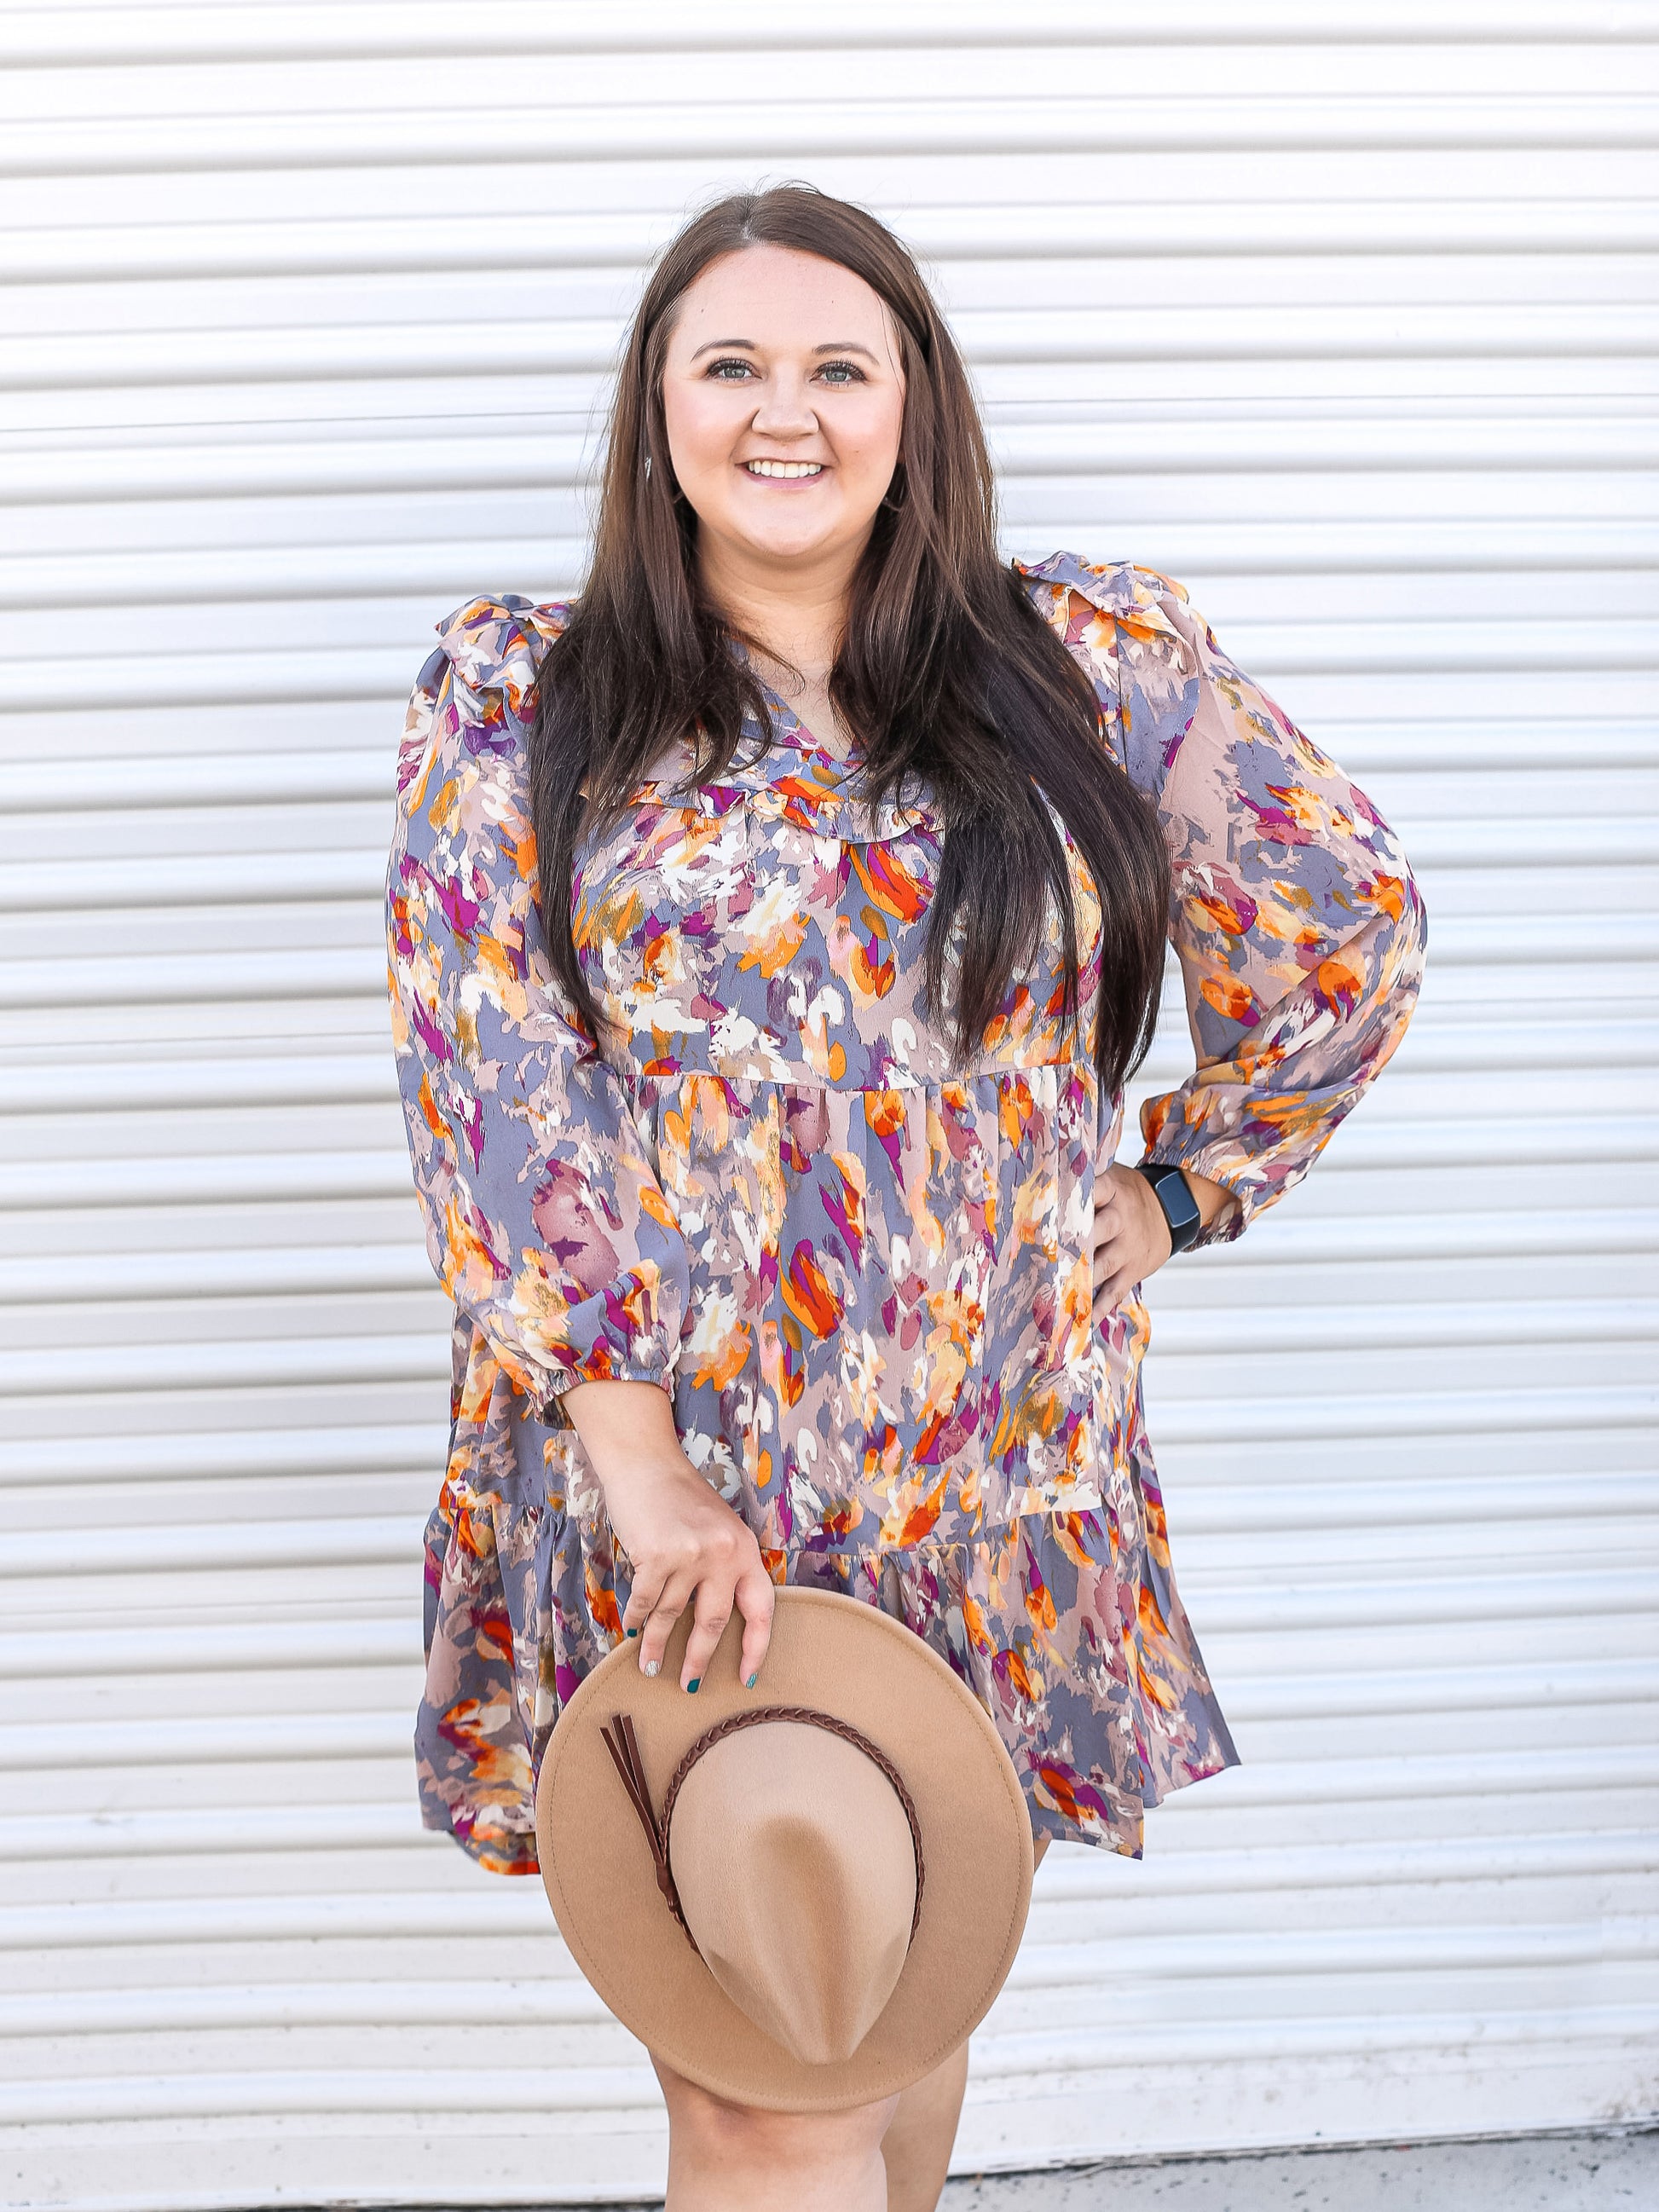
[670, 245, 899, 355]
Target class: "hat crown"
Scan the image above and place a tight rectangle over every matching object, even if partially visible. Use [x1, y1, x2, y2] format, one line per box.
[668, 1721, 917, 2065]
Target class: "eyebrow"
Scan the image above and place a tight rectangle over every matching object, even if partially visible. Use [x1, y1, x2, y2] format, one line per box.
[687, 338, 882, 362]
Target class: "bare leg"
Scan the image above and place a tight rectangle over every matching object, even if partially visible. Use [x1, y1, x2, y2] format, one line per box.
[878, 1834, 1050, 2212]
[654, 2053, 898, 2212]
[878, 2040, 969, 2212]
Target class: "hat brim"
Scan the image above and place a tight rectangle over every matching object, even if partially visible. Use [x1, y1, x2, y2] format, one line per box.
[535, 1586, 1033, 2112]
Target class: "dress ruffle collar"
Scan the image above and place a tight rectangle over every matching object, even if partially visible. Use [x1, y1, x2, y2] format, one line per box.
[427, 554, 1190, 842]
[430, 593, 928, 843]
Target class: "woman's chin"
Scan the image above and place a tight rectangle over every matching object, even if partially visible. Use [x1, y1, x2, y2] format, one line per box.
[719, 515, 866, 568]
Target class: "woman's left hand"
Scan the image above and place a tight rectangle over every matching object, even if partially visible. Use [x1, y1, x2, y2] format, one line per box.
[1090, 1162, 1235, 1318]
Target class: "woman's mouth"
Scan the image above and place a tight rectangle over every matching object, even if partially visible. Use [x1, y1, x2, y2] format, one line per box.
[743, 459, 825, 480]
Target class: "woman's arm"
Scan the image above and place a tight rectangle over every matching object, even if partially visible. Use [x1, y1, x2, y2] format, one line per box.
[1025, 557, 1425, 1297]
[389, 601, 773, 1694]
[1129, 580, 1426, 1239]
[389, 607, 692, 1409]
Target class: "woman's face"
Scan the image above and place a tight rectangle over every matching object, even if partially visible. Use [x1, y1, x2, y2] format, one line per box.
[659, 243, 907, 578]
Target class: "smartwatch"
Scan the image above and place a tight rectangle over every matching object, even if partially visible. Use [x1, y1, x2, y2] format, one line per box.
[1135, 1163, 1202, 1256]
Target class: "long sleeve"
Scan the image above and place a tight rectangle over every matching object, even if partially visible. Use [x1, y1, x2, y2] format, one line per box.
[1022, 554, 1427, 1241]
[386, 597, 691, 1412]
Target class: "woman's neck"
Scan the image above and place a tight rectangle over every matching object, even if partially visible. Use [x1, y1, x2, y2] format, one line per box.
[695, 534, 855, 687]
[693, 533, 867, 752]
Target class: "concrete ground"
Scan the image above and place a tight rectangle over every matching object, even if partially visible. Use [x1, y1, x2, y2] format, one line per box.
[941, 2128, 1659, 2209]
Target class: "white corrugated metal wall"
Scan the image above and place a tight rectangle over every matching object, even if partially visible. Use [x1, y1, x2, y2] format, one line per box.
[2, 3, 1655, 2204]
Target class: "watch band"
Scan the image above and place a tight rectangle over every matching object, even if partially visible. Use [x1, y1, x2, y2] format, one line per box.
[1136, 1163, 1202, 1256]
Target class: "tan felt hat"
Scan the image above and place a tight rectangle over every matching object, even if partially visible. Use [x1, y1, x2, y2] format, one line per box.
[535, 1586, 1034, 2112]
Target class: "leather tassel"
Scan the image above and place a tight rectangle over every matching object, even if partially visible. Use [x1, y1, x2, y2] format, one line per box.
[600, 1714, 693, 1938]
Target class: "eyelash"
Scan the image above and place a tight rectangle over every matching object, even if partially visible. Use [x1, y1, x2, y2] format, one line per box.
[705, 357, 866, 385]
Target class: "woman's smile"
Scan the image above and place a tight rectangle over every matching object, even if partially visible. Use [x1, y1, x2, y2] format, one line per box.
[741, 457, 828, 482]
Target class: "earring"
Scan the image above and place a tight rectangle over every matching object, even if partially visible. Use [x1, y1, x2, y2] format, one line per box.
[644, 454, 652, 480]
[880, 465, 907, 511]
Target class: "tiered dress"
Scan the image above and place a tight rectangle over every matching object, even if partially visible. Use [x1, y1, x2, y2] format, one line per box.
[385, 552, 1425, 1875]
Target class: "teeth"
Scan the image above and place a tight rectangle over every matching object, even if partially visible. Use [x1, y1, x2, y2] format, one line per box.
[745, 459, 824, 478]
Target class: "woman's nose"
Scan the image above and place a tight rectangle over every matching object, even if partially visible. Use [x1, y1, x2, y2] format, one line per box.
[747, 373, 818, 436]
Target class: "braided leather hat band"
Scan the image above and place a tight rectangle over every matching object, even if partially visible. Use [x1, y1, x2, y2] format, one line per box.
[599, 1703, 927, 1955]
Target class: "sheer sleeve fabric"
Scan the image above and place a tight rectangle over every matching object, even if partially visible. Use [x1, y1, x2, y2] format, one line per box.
[386, 598, 690, 1412]
[1026, 555, 1427, 1241]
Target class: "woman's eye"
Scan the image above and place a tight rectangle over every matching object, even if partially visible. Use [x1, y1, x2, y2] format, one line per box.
[818, 361, 865, 385]
[707, 358, 755, 380]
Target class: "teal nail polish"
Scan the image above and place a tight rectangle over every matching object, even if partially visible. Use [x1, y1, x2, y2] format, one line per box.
[685, 1677, 701, 1695]
[625, 1627, 638, 1638]
[745, 1672, 758, 1691]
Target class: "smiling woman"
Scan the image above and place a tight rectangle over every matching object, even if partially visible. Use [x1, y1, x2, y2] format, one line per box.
[385, 182, 1425, 2212]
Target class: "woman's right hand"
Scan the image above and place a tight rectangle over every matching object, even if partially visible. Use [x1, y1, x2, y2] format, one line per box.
[560, 1378, 775, 1693]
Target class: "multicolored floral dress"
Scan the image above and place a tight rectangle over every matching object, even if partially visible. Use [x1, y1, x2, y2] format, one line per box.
[386, 552, 1425, 1875]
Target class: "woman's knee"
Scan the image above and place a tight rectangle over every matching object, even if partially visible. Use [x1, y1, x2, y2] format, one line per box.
[655, 2055, 897, 2167]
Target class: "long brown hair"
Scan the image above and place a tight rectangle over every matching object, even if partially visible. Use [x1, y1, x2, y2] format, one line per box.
[529, 183, 1169, 1093]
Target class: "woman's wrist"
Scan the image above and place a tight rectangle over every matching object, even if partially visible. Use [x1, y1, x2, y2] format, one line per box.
[1183, 1170, 1238, 1237]
[559, 1376, 688, 1492]
[1132, 1163, 1238, 1262]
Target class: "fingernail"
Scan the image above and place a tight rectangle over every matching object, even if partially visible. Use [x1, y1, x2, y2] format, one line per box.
[685, 1677, 701, 1695]
[625, 1627, 639, 1639]
[643, 1659, 659, 1678]
[745, 1673, 758, 1691]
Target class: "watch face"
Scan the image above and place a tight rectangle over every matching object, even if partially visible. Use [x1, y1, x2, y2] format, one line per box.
[1152, 1167, 1201, 1248]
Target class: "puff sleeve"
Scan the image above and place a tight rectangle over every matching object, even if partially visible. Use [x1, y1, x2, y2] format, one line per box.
[386, 598, 691, 1412]
[1025, 554, 1427, 1241]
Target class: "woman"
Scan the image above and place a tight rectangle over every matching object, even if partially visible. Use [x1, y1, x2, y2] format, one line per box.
[387, 185, 1425, 2210]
